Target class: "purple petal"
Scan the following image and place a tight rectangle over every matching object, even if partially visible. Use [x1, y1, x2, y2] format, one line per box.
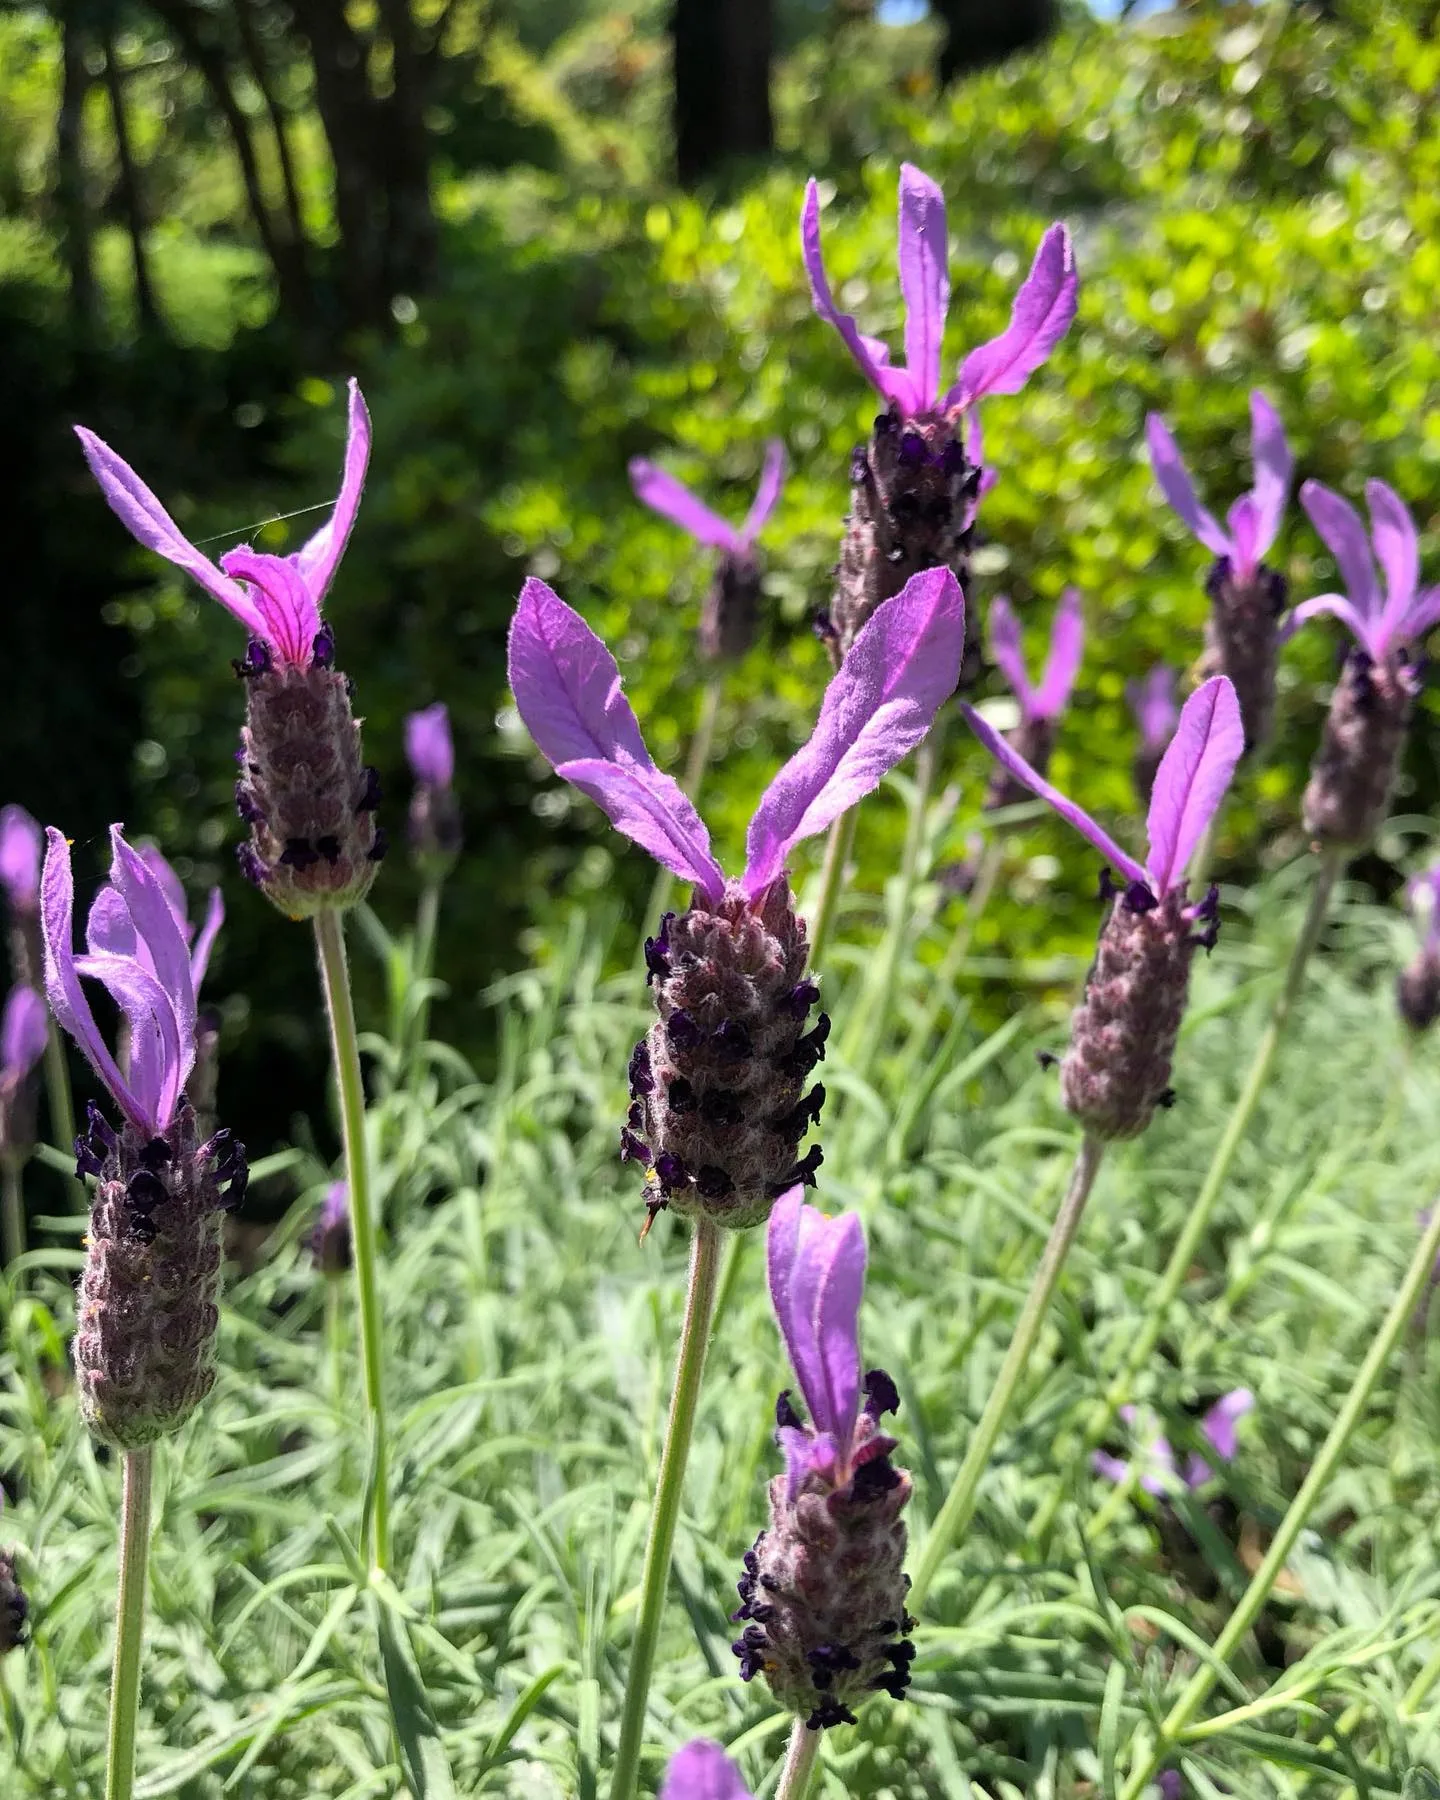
[292, 379, 371, 602]
[778, 1423, 832, 1504]
[40, 829, 142, 1128]
[107, 827, 196, 1046]
[1366, 479, 1420, 649]
[986, 595, 1034, 713]
[1200, 1387, 1254, 1462]
[73, 427, 263, 635]
[507, 580, 724, 900]
[1127, 665, 1178, 752]
[960, 704, 1148, 886]
[742, 566, 965, 898]
[801, 178, 894, 402]
[0, 805, 42, 915]
[1144, 677, 1244, 895]
[897, 162, 949, 415]
[628, 459, 741, 553]
[405, 702, 455, 789]
[136, 844, 190, 940]
[1, 985, 47, 1087]
[1092, 1449, 1130, 1485]
[73, 948, 187, 1135]
[660, 1739, 754, 1800]
[1031, 586, 1085, 719]
[86, 885, 136, 960]
[1145, 414, 1230, 560]
[767, 1189, 829, 1433]
[1300, 480, 1380, 619]
[190, 887, 224, 995]
[1278, 593, 1375, 656]
[810, 1211, 866, 1468]
[948, 222, 1078, 409]
[1398, 584, 1440, 646]
[1246, 390, 1292, 561]
[739, 438, 787, 545]
[219, 549, 322, 668]
[1225, 494, 1261, 583]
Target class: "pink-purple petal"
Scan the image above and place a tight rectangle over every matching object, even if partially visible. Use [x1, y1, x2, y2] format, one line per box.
[801, 178, 892, 400]
[73, 949, 186, 1134]
[948, 222, 1078, 409]
[220, 549, 322, 667]
[1366, 478, 1420, 648]
[897, 162, 949, 415]
[767, 1188, 829, 1432]
[292, 380, 371, 601]
[86, 884, 137, 961]
[811, 1210, 866, 1468]
[739, 438, 787, 545]
[137, 844, 190, 939]
[1200, 1387, 1254, 1462]
[741, 566, 965, 898]
[1127, 665, 1178, 752]
[1225, 494, 1261, 583]
[986, 595, 1034, 713]
[1145, 414, 1230, 560]
[628, 458, 742, 553]
[1144, 677, 1244, 895]
[0, 805, 42, 914]
[554, 757, 725, 898]
[1300, 480, 1381, 619]
[1031, 586, 1085, 719]
[190, 887, 224, 995]
[660, 1738, 754, 1800]
[1398, 584, 1440, 645]
[0, 985, 47, 1088]
[107, 826, 197, 1047]
[960, 704, 1147, 886]
[1278, 593, 1375, 656]
[1246, 390, 1292, 559]
[405, 702, 455, 789]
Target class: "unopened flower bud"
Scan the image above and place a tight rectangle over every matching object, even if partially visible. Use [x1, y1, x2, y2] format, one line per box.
[1302, 650, 1414, 849]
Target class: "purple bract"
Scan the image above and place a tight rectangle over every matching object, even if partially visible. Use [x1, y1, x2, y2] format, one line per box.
[630, 439, 785, 555]
[659, 1739, 752, 1800]
[405, 703, 455, 790]
[803, 164, 1077, 423]
[136, 844, 224, 995]
[1128, 665, 1179, 756]
[0, 806, 42, 918]
[1286, 479, 1440, 663]
[1093, 1389, 1254, 1495]
[0, 986, 47, 1099]
[1147, 392, 1293, 584]
[989, 588, 1084, 723]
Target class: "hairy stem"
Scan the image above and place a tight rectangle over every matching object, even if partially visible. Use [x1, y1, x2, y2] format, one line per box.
[909, 1135, 1107, 1611]
[776, 1720, 821, 1800]
[313, 908, 391, 1572]
[105, 1445, 153, 1800]
[1119, 1196, 1440, 1799]
[609, 1219, 722, 1800]
[806, 809, 858, 974]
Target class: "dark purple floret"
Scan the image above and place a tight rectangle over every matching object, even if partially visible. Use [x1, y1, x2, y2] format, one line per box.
[232, 638, 271, 679]
[280, 837, 320, 872]
[367, 826, 388, 862]
[781, 979, 821, 1017]
[776, 1390, 804, 1432]
[666, 1008, 701, 1050]
[850, 1455, 903, 1501]
[628, 1040, 654, 1097]
[654, 1153, 689, 1192]
[235, 782, 264, 825]
[236, 843, 267, 888]
[806, 1699, 858, 1731]
[773, 1144, 823, 1192]
[356, 766, 382, 812]
[864, 1368, 900, 1418]
[700, 1089, 741, 1126]
[713, 1019, 752, 1060]
[808, 1643, 862, 1687]
[695, 1165, 735, 1199]
[311, 623, 336, 669]
[75, 1101, 118, 1179]
[314, 834, 341, 863]
[667, 1077, 697, 1113]
[644, 913, 674, 985]
[619, 1129, 651, 1165]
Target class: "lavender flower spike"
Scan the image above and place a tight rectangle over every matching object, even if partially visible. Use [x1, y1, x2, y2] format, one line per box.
[1148, 395, 1293, 750]
[1289, 479, 1440, 847]
[984, 587, 1084, 808]
[660, 1741, 753, 1800]
[41, 826, 245, 1447]
[406, 701, 462, 873]
[1398, 862, 1440, 1031]
[509, 567, 964, 1231]
[0, 806, 41, 920]
[311, 1178, 352, 1275]
[1093, 1389, 1255, 1495]
[732, 1190, 914, 1730]
[965, 678, 1244, 1138]
[75, 385, 384, 915]
[1127, 665, 1179, 804]
[805, 166, 1077, 665]
[631, 440, 786, 663]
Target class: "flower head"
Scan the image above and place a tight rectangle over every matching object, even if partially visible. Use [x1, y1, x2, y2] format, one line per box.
[660, 1740, 752, 1800]
[405, 703, 454, 790]
[1286, 479, 1440, 665]
[1147, 394, 1292, 585]
[989, 588, 1084, 724]
[311, 1179, 351, 1275]
[136, 844, 224, 995]
[803, 166, 1077, 422]
[75, 382, 370, 670]
[1094, 1389, 1254, 1495]
[0, 807, 41, 918]
[41, 825, 198, 1138]
[630, 439, 786, 557]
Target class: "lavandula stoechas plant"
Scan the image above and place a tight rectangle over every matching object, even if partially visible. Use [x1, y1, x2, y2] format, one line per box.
[1147, 393, 1293, 752]
[1289, 479, 1440, 848]
[630, 440, 786, 665]
[1127, 665, 1179, 804]
[804, 164, 1076, 665]
[1398, 863, 1440, 1032]
[0, 984, 47, 1263]
[509, 567, 962, 1800]
[984, 587, 1084, 808]
[733, 1191, 913, 1779]
[76, 384, 396, 1570]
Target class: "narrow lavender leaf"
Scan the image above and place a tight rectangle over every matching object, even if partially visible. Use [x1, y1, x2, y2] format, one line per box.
[1144, 676, 1244, 894]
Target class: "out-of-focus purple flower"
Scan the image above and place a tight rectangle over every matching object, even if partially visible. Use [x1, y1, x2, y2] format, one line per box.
[1287, 479, 1440, 664]
[0, 987, 47, 1100]
[0, 1541, 27, 1654]
[1147, 395, 1292, 586]
[0, 807, 42, 919]
[1398, 862, 1440, 1031]
[136, 845, 224, 995]
[1128, 666, 1180, 806]
[630, 440, 786, 557]
[405, 703, 454, 790]
[75, 383, 370, 670]
[1093, 1390, 1254, 1495]
[41, 826, 198, 1139]
[802, 167, 1077, 422]
[989, 589, 1084, 724]
[1158, 1772, 1183, 1800]
[659, 1740, 752, 1800]
[311, 1179, 351, 1276]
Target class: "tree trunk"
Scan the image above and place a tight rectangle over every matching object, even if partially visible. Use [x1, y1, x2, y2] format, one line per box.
[100, 30, 163, 335]
[375, 0, 438, 294]
[235, 0, 311, 265]
[55, 2, 98, 340]
[672, 0, 773, 187]
[934, 0, 1057, 84]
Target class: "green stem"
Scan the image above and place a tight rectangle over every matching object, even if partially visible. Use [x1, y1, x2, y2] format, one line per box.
[1056, 849, 1344, 1549]
[909, 1135, 1107, 1612]
[324, 1272, 346, 1412]
[313, 909, 391, 1573]
[2, 1156, 24, 1268]
[1118, 1196, 1440, 1800]
[105, 1445, 153, 1800]
[609, 1219, 722, 1800]
[806, 810, 858, 974]
[776, 1721, 821, 1800]
[409, 879, 442, 1062]
[639, 678, 724, 958]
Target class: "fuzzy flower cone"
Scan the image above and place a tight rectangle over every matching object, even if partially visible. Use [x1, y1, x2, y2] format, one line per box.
[660, 1740, 753, 1800]
[804, 165, 1076, 666]
[1398, 863, 1440, 1032]
[966, 678, 1244, 1139]
[1128, 665, 1179, 805]
[631, 440, 786, 664]
[42, 827, 247, 1449]
[1287, 480, 1440, 849]
[984, 587, 1084, 809]
[731, 1192, 914, 1731]
[405, 702, 462, 878]
[508, 567, 964, 1233]
[75, 383, 384, 918]
[1148, 393, 1293, 753]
